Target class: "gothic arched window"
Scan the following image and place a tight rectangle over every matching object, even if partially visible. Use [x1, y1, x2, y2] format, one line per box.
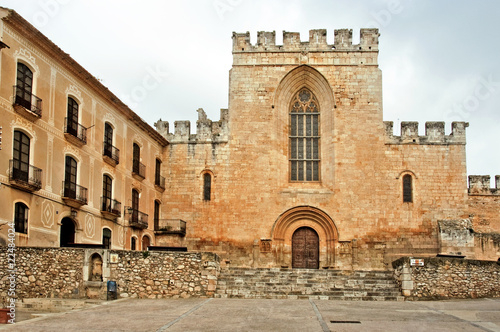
[290, 88, 320, 181]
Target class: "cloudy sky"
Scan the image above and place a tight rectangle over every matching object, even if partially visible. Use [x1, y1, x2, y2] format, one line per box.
[3, 0, 499, 182]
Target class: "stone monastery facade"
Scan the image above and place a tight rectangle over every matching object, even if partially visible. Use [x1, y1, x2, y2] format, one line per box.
[0, 8, 498, 270]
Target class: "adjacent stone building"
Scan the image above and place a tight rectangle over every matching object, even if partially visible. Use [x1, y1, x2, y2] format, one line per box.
[0, 8, 498, 271]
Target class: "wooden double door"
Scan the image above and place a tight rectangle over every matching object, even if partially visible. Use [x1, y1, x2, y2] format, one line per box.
[292, 227, 319, 269]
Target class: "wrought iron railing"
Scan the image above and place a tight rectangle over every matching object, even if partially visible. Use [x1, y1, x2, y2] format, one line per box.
[125, 206, 148, 228]
[64, 117, 87, 144]
[103, 141, 120, 164]
[62, 181, 88, 205]
[155, 219, 186, 236]
[9, 159, 42, 190]
[132, 159, 146, 179]
[155, 174, 166, 189]
[13, 85, 42, 117]
[100, 197, 121, 216]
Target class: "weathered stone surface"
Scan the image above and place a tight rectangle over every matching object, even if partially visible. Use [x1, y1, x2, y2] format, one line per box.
[0, 248, 220, 303]
[393, 257, 500, 300]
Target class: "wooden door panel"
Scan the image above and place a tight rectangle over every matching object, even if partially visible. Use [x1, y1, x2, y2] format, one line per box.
[292, 227, 319, 269]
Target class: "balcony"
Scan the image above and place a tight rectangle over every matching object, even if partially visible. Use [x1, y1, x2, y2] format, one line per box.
[103, 141, 120, 166]
[100, 197, 121, 220]
[62, 181, 88, 208]
[125, 207, 148, 229]
[64, 117, 87, 147]
[9, 159, 42, 192]
[13, 85, 42, 121]
[155, 174, 166, 192]
[154, 219, 186, 236]
[132, 160, 145, 181]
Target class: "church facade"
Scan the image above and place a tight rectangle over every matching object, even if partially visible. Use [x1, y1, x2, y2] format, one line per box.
[1, 8, 498, 271]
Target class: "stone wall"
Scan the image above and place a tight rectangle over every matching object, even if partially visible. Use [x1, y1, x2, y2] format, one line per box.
[393, 257, 500, 300]
[0, 247, 220, 303]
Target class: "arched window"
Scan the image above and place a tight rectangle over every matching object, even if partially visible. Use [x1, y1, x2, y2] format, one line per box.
[203, 173, 211, 201]
[131, 237, 137, 250]
[154, 200, 160, 231]
[131, 189, 140, 223]
[64, 156, 78, 199]
[290, 88, 320, 181]
[14, 202, 28, 234]
[403, 174, 413, 203]
[102, 175, 113, 212]
[155, 158, 163, 187]
[103, 228, 111, 249]
[104, 123, 113, 157]
[66, 97, 79, 137]
[13, 130, 30, 183]
[132, 143, 140, 173]
[15, 63, 33, 109]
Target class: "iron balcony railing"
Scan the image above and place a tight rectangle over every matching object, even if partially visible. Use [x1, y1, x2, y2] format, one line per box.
[62, 181, 88, 205]
[13, 85, 42, 117]
[132, 159, 146, 179]
[100, 197, 122, 217]
[103, 141, 120, 164]
[155, 219, 186, 236]
[9, 159, 42, 190]
[64, 117, 87, 144]
[155, 174, 166, 189]
[125, 207, 148, 229]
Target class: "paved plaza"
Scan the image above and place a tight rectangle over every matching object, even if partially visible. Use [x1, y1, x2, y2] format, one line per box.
[1, 298, 499, 332]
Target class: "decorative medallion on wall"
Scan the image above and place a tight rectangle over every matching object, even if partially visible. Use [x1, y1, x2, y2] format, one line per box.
[85, 214, 95, 239]
[41, 201, 54, 228]
[118, 227, 125, 247]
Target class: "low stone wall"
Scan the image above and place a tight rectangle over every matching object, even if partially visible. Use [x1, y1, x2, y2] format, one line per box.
[393, 257, 500, 300]
[0, 247, 220, 303]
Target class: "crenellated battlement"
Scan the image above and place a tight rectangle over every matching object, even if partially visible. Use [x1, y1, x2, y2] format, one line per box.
[154, 108, 229, 144]
[232, 29, 379, 53]
[468, 175, 500, 195]
[384, 121, 469, 145]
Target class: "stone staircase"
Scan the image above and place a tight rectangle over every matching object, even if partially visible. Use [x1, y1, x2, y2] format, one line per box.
[215, 268, 404, 301]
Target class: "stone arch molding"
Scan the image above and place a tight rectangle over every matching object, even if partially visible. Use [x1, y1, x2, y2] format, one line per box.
[271, 206, 338, 268]
[273, 65, 335, 112]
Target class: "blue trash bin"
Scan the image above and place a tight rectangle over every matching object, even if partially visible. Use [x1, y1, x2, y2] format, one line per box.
[107, 281, 117, 300]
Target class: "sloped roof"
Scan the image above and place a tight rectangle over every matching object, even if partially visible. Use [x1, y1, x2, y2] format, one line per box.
[0, 7, 168, 147]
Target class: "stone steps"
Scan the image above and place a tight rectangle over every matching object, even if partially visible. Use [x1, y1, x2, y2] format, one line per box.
[215, 268, 404, 301]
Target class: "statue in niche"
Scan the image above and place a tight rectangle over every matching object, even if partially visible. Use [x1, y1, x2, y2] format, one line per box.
[90, 253, 103, 281]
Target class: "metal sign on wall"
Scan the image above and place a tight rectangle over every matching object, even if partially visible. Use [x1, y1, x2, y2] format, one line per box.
[410, 258, 424, 266]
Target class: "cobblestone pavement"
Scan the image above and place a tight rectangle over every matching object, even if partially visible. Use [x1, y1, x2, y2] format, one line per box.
[1, 298, 499, 332]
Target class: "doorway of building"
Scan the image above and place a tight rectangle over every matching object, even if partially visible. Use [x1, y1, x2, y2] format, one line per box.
[60, 217, 75, 247]
[292, 227, 319, 269]
[142, 235, 150, 250]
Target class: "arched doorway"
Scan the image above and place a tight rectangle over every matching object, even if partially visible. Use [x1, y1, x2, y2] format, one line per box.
[272, 206, 338, 269]
[292, 227, 319, 269]
[60, 217, 75, 247]
[142, 235, 150, 250]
